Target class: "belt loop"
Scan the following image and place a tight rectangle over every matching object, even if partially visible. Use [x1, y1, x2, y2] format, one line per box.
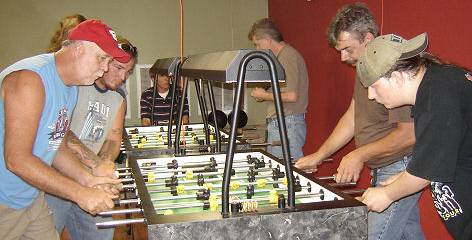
[371, 169, 378, 187]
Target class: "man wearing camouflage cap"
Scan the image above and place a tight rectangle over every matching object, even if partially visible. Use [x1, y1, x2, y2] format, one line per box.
[357, 33, 472, 239]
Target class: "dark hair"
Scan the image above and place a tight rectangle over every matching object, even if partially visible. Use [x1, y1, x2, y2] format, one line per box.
[327, 3, 379, 47]
[382, 53, 443, 78]
[248, 18, 283, 42]
[47, 14, 87, 52]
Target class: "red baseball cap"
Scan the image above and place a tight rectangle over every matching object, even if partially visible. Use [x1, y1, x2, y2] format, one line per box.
[68, 19, 131, 63]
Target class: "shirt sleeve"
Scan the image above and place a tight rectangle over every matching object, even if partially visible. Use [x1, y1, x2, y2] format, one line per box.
[140, 89, 151, 119]
[388, 105, 413, 124]
[407, 109, 463, 182]
[277, 52, 301, 93]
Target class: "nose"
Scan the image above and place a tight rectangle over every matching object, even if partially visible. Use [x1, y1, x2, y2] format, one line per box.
[367, 87, 376, 100]
[340, 51, 349, 62]
[121, 71, 128, 82]
[101, 58, 111, 72]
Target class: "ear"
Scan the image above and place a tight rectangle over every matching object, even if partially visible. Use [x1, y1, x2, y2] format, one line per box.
[363, 32, 375, 44]
[390, 71, 406, 88]
[73, 42, 84, 58]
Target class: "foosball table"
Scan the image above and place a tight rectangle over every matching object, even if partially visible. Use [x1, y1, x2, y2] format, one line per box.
[122, 124, 251, 157]
[103, 150, 367, 239]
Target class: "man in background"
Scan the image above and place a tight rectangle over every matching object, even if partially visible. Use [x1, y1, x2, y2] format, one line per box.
[248, 18, 309, 161]
[140, 72, 189, 126]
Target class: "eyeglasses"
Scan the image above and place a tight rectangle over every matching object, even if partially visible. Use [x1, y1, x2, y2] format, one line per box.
[119, 43, 138, 58]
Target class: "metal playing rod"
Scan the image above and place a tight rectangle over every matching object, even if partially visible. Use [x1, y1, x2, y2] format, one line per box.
[206, 80, 222, 152]
[167, 59, 183, 148]
[98, 208, 143, 216]
[174, 76, 189, 154]
[194, 79, 212, 147]
[96, 218, 145, 229]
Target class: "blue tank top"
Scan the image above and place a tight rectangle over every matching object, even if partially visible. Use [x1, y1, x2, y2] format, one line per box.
[0, 54, 78, 209]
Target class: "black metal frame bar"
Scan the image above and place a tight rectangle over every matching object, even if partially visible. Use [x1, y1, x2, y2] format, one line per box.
[167, 60, 184, 148]
[194, 79, 211, 146]
[221, 51, 295, 215]
[206, 81, 222, 152]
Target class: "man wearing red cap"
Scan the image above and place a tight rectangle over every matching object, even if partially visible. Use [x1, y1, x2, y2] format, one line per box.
[46, 37, 138, 240]
[0, 19, 129, 239]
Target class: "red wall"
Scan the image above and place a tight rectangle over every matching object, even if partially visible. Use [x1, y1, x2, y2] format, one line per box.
[269, 1, 472, 239]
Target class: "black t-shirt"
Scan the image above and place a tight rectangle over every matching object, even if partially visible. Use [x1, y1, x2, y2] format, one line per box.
[406, 63, 472, 239]
[407, 63, 472, 182]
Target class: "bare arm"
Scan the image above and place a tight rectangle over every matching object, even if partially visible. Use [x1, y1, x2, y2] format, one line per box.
[358, 171, 429, 212]
[52, 139, 121, 191]
[354, 122, 415, 160]
[3, 71, 116, 214]
[335, 121, 415, 183]
[295, 99, 355, 169]
[98, 101, 125, 162]
[64, 130, 102, 168]
[251, 87, 298, 103]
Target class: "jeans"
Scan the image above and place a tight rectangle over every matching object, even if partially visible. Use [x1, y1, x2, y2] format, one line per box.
[267, 113, 306, 161]
[45, 194, 114, 240]
[369, 155, 424, 240]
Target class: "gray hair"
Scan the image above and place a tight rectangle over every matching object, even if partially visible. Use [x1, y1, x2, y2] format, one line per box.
[248, 18, 283, 42]
[327, 2, 379, 47]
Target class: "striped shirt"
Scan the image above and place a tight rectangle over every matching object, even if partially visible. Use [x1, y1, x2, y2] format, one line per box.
[140, 87, 189, 125]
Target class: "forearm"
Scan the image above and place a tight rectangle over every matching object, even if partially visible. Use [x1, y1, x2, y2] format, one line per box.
[354, 122, 415, 163]
[312, 102, 355, 158]
[256, 90, 297, 103]
[8, 153, 86, 203]
[385, 171, 430, 201]
[52, 141, 94, 186]
[99, 104, 125, 163]
[97, 140, 121, 163]
[64, 130, 102, 168]
[318, 115, 354, 157]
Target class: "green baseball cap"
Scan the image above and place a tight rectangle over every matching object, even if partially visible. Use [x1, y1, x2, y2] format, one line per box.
[357, 33, 428, 87]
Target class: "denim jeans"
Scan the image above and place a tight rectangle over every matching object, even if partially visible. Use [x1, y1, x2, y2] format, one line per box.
[45, 194, 114, 240]
[369, 155, 425, 240]
[266, 113, 306, 161]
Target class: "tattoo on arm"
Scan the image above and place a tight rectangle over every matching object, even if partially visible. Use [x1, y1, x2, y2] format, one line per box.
[65, 131, 101, 168]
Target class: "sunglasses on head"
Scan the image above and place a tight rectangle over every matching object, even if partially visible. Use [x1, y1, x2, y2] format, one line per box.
[119, 43, 137, 58]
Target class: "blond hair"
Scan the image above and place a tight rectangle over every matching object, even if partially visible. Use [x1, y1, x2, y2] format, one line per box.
[47, 14, 86, 53]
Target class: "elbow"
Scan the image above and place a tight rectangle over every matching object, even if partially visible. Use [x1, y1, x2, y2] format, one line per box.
[4, 152, 21, 174]
[286, 93, 298, 103]
[405, 135, 416, 148]
[396, 122, 416, 149]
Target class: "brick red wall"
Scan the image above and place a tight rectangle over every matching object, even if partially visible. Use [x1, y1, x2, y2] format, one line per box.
[269, 1, 472, 239]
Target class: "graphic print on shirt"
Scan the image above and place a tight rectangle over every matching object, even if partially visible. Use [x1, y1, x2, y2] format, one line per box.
[48, 107, 71, 150]
[78, 101, 110, 143]
[431, 182, 463, 221]
[465, 72, 472, 82]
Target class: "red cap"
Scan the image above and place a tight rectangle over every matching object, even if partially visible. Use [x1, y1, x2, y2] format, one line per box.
[68, 19, 131, 63]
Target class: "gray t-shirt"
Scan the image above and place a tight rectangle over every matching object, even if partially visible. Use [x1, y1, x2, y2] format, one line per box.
[70, 85, 123, 153]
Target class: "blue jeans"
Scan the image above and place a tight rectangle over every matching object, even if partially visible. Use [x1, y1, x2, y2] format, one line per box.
[45, 194, 114, 240]
[369, 155, 424, 240]
[267, 113, 306, 161]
